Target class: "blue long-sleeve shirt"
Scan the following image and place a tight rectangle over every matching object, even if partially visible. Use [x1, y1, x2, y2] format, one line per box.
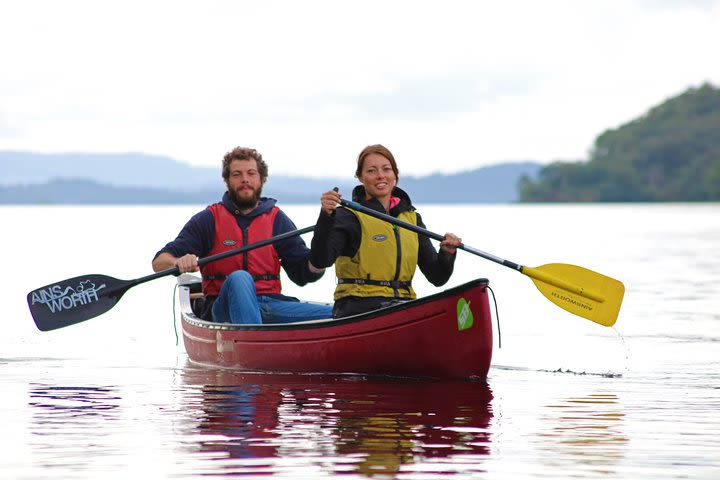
[154, 192, 323, 299]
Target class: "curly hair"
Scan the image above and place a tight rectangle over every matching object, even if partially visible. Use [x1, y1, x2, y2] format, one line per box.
[221, 147, 269, 184]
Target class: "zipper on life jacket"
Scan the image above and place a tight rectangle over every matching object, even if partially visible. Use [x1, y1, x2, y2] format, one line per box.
[242, 227, 249, 271]
[392, 224, 401, 298]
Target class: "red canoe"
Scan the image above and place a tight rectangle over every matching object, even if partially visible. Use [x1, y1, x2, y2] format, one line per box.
[179, 278, 494, 379]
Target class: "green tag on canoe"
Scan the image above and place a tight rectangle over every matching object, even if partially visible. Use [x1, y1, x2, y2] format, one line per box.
[457, 298, 473, 331]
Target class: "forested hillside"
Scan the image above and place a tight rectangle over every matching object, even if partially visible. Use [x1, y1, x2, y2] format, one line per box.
[520, 83, 720, 202]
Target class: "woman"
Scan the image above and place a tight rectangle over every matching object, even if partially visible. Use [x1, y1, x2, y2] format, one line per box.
[310, 144, 462, 318]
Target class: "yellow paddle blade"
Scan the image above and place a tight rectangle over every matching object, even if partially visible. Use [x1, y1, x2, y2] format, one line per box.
[522, 263, 625, 327]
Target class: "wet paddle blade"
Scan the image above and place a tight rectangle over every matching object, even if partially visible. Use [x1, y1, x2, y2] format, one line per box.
[27, 274, 133, 331]
[522, 263, 625, 327]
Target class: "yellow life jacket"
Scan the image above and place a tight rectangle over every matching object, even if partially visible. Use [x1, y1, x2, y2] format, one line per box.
[334, 209, 419, 300]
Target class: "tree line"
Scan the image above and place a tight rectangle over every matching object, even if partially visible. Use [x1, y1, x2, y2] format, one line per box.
[520, 83, 720, 202]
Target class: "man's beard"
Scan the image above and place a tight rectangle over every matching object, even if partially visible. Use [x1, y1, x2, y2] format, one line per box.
[228, 185, 262, 210]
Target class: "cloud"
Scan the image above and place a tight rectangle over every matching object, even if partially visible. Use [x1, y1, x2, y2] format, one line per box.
[288, 68, 541, 122]
[635, 0, 718, 10]
[0, 0, 718, 177]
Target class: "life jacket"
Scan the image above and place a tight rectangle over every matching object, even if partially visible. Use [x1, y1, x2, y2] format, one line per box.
[201, 204, 281, 296]
[334, 209, 418, 300]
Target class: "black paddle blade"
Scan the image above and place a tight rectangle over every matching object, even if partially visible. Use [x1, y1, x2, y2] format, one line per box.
[27, 274, 133, 331]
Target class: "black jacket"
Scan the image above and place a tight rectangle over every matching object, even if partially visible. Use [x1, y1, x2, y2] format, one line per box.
[310, 185, 456, 317]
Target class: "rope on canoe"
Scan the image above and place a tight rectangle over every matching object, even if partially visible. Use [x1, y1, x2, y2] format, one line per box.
[172, 283, 179, 346]
[486, 285, 501, 349]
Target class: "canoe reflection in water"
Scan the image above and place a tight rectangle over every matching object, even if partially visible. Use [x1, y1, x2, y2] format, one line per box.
[180, 365, 495, 476]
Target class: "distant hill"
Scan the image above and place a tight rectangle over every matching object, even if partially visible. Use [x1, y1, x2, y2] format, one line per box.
[401, 162, 542, 203]
[0, 178, 217, 205]
[0, 153, 541, 204]
[0, 151, 224, 191]
[0, 177, 332, 204]
[520, 83, 720, 202]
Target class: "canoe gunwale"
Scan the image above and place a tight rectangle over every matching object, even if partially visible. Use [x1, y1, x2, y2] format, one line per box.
[179, 278, 490, 331]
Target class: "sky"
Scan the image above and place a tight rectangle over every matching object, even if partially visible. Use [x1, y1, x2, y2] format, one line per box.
[1, 0, 719, 178]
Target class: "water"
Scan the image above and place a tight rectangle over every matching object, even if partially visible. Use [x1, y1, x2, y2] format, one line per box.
[2, 203, 719, 479]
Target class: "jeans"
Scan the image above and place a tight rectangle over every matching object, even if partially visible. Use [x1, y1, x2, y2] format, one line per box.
[211, 270, 333, 324]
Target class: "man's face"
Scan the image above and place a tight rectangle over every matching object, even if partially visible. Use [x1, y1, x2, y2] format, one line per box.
[226, 159, 263, 209]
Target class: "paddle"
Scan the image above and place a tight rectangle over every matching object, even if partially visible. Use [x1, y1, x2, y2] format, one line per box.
[338, 198, 624, 327]
[27, 225, 315, 331]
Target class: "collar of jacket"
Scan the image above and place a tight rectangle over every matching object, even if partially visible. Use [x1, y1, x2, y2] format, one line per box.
[221, 191, 278, 218]
[351, 184, 415, 216]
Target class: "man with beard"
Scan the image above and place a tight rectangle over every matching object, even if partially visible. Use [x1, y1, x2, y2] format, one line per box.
[152, 146, 332, 324]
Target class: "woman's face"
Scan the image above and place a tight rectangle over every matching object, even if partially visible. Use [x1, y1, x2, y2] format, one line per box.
[359, 153, 397, 200]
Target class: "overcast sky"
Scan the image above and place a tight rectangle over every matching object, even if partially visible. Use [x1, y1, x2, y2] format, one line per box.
[1, 0, 718, 178]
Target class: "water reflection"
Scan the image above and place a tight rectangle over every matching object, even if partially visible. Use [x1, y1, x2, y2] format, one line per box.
[28, 384, 123, 471]
[537, 393, 627, 474]
[180, 365, 494, 477]
[29, 384, 121, 420]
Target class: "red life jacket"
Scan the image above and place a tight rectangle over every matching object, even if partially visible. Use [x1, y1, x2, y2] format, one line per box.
[201, 204, 281, 297]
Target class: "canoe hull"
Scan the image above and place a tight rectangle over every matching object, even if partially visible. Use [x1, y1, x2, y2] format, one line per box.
[180, 278, 493, 379]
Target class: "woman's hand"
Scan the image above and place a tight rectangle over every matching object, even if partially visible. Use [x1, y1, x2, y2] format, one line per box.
[439, 233, 462, 255]
[320, 189, 342, 216]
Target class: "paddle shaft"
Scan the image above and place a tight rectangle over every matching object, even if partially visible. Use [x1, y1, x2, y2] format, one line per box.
[28, 225, 316, 331]
[114, 225, 316, 293]
[338, 199, 523, 271]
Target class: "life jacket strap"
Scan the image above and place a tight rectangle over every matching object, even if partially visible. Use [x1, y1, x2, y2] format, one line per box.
[337, 278, 412, 290]
[202, 273, 281, 281]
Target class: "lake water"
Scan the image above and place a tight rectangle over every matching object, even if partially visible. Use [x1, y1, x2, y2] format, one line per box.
[2, 203, 719, 479]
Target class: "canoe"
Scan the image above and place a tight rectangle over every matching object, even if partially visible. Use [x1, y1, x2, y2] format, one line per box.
[179, 277, 494, 379]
